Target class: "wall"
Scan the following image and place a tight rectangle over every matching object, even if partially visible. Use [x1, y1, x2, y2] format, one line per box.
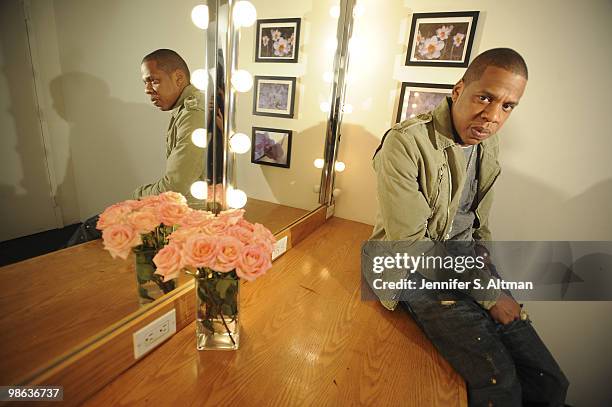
[234, 0, 335, 211]
[335, 0, 612, 405]
[27, 0, 206, 222]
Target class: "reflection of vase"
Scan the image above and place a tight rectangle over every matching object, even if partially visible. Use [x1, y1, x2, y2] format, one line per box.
[133, 248, 177, 305]
[195, 269, 240, 350]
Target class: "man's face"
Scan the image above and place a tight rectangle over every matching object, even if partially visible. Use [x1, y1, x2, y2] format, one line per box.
[141, 60, 184, 111]
[451, 66, 527, 145]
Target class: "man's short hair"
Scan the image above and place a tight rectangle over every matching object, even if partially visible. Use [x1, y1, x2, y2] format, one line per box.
[142, 49, 190, 80]
[463, 48, 528, 85]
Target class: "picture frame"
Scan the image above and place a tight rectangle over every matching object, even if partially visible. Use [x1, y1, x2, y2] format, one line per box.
[251, 127, 293, 169]
[253, 76, 297, 118]
[255, 18, 301, 63]
[396, 82, 454, 123]
[405, 11, 479, 67]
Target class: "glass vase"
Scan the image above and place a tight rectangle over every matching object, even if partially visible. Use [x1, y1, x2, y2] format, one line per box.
[133, 248, 177, 305]
[195, 269, 240, 350]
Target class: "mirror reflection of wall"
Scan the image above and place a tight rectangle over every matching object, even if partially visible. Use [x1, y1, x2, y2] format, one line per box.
[233, 0, 336, 233]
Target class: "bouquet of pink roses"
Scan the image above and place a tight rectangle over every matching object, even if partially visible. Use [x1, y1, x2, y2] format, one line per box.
[97, 191, 190, 302]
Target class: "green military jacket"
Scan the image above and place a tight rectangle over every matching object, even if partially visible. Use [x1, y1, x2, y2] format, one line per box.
[133, 84, 205, 206]
[369, 98, 502, 311]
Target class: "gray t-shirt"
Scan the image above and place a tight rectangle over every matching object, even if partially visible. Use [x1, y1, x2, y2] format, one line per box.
[448, 144, 478, 241]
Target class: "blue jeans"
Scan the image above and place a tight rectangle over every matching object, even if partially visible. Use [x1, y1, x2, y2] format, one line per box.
[400, 272, 569, 407]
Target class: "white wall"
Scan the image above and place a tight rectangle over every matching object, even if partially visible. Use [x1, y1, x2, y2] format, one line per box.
[27, 0, 207, 222]
[234, 0, 334, 211]
[335, 0, 612, 405]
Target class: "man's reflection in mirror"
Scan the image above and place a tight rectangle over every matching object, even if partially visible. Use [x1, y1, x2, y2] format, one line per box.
[67, 49, 206, 246]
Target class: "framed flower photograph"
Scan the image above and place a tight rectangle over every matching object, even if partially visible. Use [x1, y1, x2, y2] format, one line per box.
[255, 18, 301, 63]
[251, 127, 293, 168]
[405, 11, 479, 67]
[396, 82, 454, 123]
[253, 76, 297, 118]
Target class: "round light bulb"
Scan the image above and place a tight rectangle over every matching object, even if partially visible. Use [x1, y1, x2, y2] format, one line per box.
[229, 133, 251, 154]
[227, 188, 247, 209]
[323, 71, 334, 83]
[191, 5, 209, 29]
[343, 104, 353, 114]
[353, 4, 365, 18]
[191, 69, 208, 90]
[231, 69, 253, 92]
[329, 6, 340, 18]
[333, 188, 342, 197]
[326, 38, 338, 52]
[233, 1, 257, 27]
[190, 181, 208, 200]
[319, 102, 331, 113]
[314, 158, 324, 169]
[335, 161, 346, 172]
[191, 128, 207, 148]
[313, 184, 321, 193]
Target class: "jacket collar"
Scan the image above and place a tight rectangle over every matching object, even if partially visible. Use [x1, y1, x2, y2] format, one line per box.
[432, 97, 458, 150]
[171, 84, 196, 117]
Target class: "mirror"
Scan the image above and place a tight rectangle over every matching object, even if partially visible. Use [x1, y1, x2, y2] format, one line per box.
[0, 0, 344, 386]
[232, 0, 337, 233]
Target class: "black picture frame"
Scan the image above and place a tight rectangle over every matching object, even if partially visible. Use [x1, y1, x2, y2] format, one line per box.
[405, 11, 479, 67]
[255, 18, 301, 63]
[251, 127, 293, 169]
[252, 76, 297, 118]
[396, 82, 454, 123]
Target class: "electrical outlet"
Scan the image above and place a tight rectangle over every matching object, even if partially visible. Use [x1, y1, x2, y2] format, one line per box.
[272, 236, 288, 260]
[133, 309, 176, 359]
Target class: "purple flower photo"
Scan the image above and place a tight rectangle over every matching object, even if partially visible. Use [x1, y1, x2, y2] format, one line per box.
[253, 76, 296, 118]
[251, 127, 293, 168]
[256, 18, 301, 63]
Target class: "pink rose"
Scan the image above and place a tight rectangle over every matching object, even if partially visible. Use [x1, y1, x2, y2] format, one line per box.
[125, 199, 147, 210]
[218, 209, 245, 226]
[158, 191, 188, 205]
[153, 244, 183, 282]
[168, 227, 197, 245]
[157, 202, 189, 226]
[178, 209, 214, 228]
[236, 243, 272, 281]
[202, 218, 229, 236]
[237, 218, 255, 232]
[227, 224, 253, 245]
[253, 223, 276, 251]
[213, 236, 244, 272]
[102, 224, 141, 260]
[183, 235, 219, 268]
[128, 210, 160, 234]
[97, 203, 132, 230]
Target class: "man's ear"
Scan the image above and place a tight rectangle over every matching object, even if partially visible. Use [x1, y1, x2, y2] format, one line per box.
[173, 69, 186, 87]
[452, 79, 464, 103]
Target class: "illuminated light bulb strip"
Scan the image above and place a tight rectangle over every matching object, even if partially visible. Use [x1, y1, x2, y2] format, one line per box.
[190, 181, 208, 200]
[191, 5, 209, 29]
[229, 133, 251, 154]
[233, 1, 257, 28]
[227, 187, 248, 209]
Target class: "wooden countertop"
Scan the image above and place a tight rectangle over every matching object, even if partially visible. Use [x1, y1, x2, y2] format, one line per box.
[84, 217, 467, 406]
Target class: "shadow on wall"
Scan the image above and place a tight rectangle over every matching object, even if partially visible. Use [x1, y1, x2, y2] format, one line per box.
[494, 174, 612, 241]
[49, 72, 162, 219]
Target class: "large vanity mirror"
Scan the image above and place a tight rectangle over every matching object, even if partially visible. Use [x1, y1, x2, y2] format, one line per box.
[0, 0, 348, 388]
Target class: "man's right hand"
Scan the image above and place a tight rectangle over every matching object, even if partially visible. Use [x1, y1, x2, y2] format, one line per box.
[488, 293, 521, 325]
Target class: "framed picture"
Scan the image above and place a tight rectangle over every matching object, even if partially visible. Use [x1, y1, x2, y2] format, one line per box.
[251, 127, 293, 168]
[253, 76, 297, 118]
[255, 18, 301, 63]
[396, 82, 454, 123]
[405, 11, 479, 67]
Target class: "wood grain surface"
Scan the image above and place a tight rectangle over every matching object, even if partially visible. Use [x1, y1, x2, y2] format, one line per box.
[83, 218, 467, 407]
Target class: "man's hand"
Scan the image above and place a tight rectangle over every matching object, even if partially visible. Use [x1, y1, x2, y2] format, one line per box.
[488, 293, 521, 325]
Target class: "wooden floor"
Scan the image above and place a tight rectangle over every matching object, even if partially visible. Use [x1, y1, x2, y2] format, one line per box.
[0, 240, 187, 385]
[243, 198, 311, 235]
[84, 218, 467, 407]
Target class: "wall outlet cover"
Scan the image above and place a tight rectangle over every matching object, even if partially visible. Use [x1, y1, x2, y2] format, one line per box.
[133, 308, 177, 359]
